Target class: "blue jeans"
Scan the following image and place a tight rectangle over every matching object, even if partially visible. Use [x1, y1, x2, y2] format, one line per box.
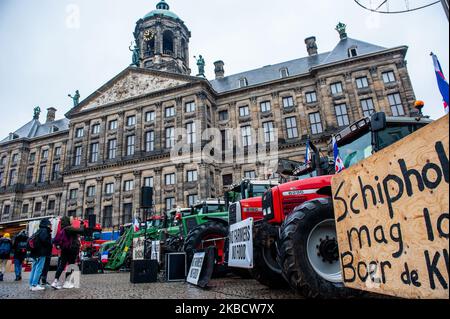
[14, 259, 22, 278]
[29, 257, 45, 287]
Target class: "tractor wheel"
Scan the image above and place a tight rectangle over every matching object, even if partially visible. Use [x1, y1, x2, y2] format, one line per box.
[183, 221, 229, 277]
[278, 197, 357, 298]
[252, 221, 288, 288]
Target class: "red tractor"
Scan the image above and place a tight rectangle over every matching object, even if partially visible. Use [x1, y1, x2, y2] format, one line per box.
[231, 111, 432, 297]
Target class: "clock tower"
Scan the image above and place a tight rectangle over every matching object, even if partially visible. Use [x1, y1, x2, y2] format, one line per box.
[133, 0, 191, 75]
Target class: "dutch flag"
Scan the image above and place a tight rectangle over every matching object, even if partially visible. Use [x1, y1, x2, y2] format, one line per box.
[431, 52, 449, 114]
[333, 136, 345, 173]
[305, 140, 312, 164]
[133, 218, 140, 232]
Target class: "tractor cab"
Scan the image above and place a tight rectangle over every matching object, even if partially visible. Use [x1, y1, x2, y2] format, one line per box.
[225, 179, 279, 209]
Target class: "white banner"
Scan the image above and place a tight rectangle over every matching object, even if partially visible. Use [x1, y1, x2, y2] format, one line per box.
[151, 241, 161, 263]
[187, 252, 205, 285]
[228, 218, 253, 269]
[132, 237, 145, 260]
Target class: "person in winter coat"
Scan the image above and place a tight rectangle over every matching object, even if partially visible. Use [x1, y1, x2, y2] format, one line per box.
[0, 233, 12, 282]
[12, 230, 28, 281]
[29, 219, 52, 291]
[51, 216, 85, 289]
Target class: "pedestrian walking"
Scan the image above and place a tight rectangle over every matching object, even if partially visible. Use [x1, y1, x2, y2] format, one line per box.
[39, 255, 51, 287]
[12, 230, 28, 281]
[51, 217, 85, 289]
[0, 233, 12, 281]
[29, 219, 52, 291]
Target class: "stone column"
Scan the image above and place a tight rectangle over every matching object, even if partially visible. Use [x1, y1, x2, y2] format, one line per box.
[113, 174, 122, 227]
[133, 170, 142, 219]
[135, 107, 143, 155]
[41, 195, 48, 217]
[95, 177, 103, 221]
[116, 111, 125, 160]
[56, 192, 63, 216]
[78, 181, 86, 218]
[98, 116, 107, 162]
[81, 121, 90, 167]
[154, 167, 162, 213]
[198, 163, 209, 199]
[176, 164, 184, 205]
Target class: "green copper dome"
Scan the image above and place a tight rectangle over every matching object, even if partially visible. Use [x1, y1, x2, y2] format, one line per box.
[144, 1, 180, 20]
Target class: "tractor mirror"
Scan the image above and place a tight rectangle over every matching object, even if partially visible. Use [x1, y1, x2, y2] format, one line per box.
[371, 112, 387, 132]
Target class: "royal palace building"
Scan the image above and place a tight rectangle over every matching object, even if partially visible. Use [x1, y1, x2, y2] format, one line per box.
[0, 1, 418, 228]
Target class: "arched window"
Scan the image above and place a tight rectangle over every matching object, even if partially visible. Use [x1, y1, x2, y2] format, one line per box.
[146, 38, 155, 56]
[239, 77, 248, 88]
[180, 38, 187, 59]
[163, 30, 174, 55]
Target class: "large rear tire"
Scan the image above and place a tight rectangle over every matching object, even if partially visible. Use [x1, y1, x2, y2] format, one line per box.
[252, 221, 288, 288]
[278, 197, 357, 298]
[183, 221, 228, 277]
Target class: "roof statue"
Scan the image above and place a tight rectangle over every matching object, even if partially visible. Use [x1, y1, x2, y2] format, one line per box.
[33, 106, 41, 120]
[129, 42, 140, 67]
[68, 90, 80, 107]
[194, 55, 205, 77]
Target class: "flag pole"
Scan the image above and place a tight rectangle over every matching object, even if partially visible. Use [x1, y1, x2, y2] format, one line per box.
[441, 0, 449, 21]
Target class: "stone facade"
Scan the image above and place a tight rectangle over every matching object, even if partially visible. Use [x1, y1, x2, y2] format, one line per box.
[0, 3, 417, 228]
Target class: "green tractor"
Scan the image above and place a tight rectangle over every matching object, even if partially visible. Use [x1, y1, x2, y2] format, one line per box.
[182, 179, 278, 276]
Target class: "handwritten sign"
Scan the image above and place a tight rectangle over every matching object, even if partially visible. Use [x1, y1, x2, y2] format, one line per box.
[228, 218, 253, 269]
[151, 241, 160, 263]
[132, 237, 145, 261]
[187, 252, 205, 285]
[332, 114, 449, 299]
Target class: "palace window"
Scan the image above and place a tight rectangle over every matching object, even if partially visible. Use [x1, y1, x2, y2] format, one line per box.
[187, 170, 198, 182]
[282, 96, 294, 108]
[239, 78, 248, 88]
[185, 101, 196, 113]
[52, 163, 60, 181]
[69, 189, 78, 200]
[382, 71, 396, 84]
[165, 127, 175, 148]
[90, 143, 99, 163]
[186, 122, 196, 144]
[244, 170, 256, 179]
[187, 194, 198, 207]
[388, 93, 405, 116]
[330, 82, 343, 95]
[144, 177, 154, 188]
[54, 147, 61, 157]
[145, 111, 155, 122]
[165, 106, 175, 118]
[165, 197, 175, 211]
[218, 110, 229, 121]
[38, 166, 46, 183]
[126, 135, 135, 156]
[26, 168, 33, 184]
[41, 149, 48, 159]
[241, 126, 252, 147]
[305, 91, 317, 104]
[105, 183, 114, 195]
[87, 185, 96, 197]
[239, 106, 250, 117]
[263, 121, 275, 143]
[309, 112, 323, 135]
[107, 139, 117, 160]
[126, 115, 136, 127]
[280, 67, 289, 78]
[335, 104, 350, 127]
[260, 101, 271, 113]
[124, 180, 134, 192]
[91, 124, 101, 134]
[361, 98, 375, 117]
[285, 117, 299, 139]
[8, 169, 16, 186]
[75, 127, 84, 138]
[145, 131, 155, 152]
[74, 146, 82, 166]
[356, 76, 369, 89]
[165, 173, 176, 185]
[109, 120, 118, 130]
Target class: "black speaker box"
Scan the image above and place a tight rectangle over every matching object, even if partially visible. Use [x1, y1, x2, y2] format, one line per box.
[141, 187, 154, 208]
[165, 253, 186, 282]
[130, 259, 158, 284]
[88, 214, 96, 229]
[81, 259, 99, 275]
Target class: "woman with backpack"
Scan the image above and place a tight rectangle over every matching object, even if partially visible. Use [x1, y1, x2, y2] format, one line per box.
[51, 216, 85, 289]
[29, 219, 52, 291]
[12, 230, 28, 281]
[0, 233, 12, 282]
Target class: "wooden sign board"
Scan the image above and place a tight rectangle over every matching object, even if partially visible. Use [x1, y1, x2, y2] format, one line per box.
[332, 114, 449, 299]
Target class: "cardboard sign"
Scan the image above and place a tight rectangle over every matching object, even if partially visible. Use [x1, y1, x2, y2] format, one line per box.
[187, 252, 205, 285]
[332, 115, 449, 299]
[150, 241, 160, 263]
[228, 218, 253, 269]
[132, 237, 145, 261]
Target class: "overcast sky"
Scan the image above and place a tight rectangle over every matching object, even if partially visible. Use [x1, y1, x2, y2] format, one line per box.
[0, 0, 448, 139]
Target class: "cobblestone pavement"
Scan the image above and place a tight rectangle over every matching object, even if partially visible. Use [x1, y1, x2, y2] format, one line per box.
[0, 271, 300, 299]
